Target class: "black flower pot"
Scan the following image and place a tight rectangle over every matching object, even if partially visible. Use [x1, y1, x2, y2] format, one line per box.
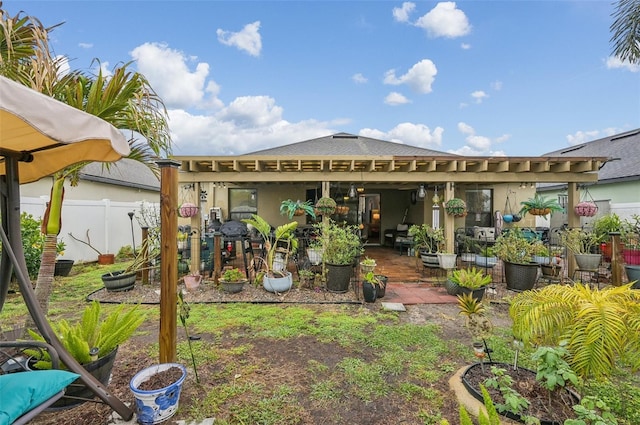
[54, 259, 74, 277]
[375, 275, 388, 298]
[362, 281, 377, 303]
[101, 270, 136, 292]
[326, 263, 352, 293]
[458, 285, 486, 302]
[504, 261, 539, 292]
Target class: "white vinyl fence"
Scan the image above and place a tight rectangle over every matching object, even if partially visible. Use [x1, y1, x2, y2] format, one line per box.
[21, 197, 159, 263]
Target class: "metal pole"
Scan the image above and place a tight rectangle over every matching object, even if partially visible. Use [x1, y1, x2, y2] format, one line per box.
[128, 211, 136, 252]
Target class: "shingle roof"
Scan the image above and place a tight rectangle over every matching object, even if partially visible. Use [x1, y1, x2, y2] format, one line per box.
[542, 129, 640, 183]
[80, 159, 160, 191]
[246, 132, 454, 157]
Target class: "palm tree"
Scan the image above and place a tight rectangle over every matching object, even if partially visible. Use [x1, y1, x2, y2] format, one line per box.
[610, 0, 640, 64]
[1, 9, 172, 314]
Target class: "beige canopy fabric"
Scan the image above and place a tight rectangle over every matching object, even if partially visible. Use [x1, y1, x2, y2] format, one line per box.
[0, 75, 130, 183]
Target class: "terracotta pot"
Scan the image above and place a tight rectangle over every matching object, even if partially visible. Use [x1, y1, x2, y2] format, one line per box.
[97, 253, 115, 265]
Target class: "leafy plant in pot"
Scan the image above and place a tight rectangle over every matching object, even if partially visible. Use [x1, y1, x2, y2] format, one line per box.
[559, 227, 603, 271]
[279, 199, 316, 220]
[446, 267, 491, 300]
[361, 271, 380, 303]
[219, 267, 247, 293]
[316, 219, 363, 293]
[409, 224, 443, 268]
[101, 239, 156, 292]
[518, 193, 563, 218]
[493, 228, 543, 291]
[242, 214, 298, 293]
[26, 301, 146, 408]
[314, 196, 337, 216]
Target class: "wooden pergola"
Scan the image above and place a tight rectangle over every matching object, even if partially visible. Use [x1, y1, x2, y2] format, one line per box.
[173, 153, 609, 273]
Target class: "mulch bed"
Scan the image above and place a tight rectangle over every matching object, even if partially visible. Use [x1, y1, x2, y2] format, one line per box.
[88, 277, 361, 305]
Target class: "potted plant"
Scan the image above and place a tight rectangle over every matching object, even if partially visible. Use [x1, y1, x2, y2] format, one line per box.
[574, 200, 598, 217]
[280, 199, 316, 220]
[314, 196, 337, 216]
[306, 238, 324, 266]
[444, 198, 467, 217]
[437, 251, 458, 270]
[53, 239, 74, 277]
[178, 202, 199, 218]
[360, 256, 377, 274]
[130, 363, 187, 425]
[458, 234, 477, 263]
[559, 227, 603, 270]
[530, 244, 550, 265]
[101, 239, 155, 292]
[446, 267, 492, 300]
[219, 267, 247, 293]
[183, 271, 202, 291]
[474, 245, 497, 268]
[408, 224, 443, 267]
[68, 230, 115, 265]
[26, 301, 146, 408]
[316, 219, 363, 293]
[362, 271, 380, 303]
[242, 214, 298, 293]
[298, 269, 316, 289]
[591, 213, 623, 262]
[518, 193, 563, 218]
[493, 228, 543, 291]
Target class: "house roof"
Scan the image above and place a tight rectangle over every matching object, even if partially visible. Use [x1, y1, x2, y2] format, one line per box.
[542, 129, 640, 183]
[80, 159, 160, 191]
[248, 132, 453, 157]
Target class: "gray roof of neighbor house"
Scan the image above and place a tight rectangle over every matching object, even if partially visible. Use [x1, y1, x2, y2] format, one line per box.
[542, 128, 640, 183]
[248, 132, 454, 156]
[80, 159, 160, 191]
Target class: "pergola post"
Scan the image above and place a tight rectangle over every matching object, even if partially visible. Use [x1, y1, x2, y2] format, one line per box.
[443, 182, 455, 253]
[157, 159, 180, 364]
[567, 182, 580, 276]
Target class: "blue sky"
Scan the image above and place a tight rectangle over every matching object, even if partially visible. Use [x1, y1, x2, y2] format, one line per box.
[7, 1, 640, 156]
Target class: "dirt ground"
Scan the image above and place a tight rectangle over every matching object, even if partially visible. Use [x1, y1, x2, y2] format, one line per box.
[28, 282, 514, 425]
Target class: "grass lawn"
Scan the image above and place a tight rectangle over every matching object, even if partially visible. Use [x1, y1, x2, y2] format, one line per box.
[1, 262, 639, 425]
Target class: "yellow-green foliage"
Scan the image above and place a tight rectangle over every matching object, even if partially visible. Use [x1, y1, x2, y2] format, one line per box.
[28, 301, 145, 367]
[510, 283, 640, 378]
[458, 385, 500, 425]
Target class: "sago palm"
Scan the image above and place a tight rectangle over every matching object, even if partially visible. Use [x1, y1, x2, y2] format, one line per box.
[510, 283, 640, 378]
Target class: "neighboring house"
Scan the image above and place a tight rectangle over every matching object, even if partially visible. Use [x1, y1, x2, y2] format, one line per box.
[538, 128, 640, 229]
[20, 159, 159, 263]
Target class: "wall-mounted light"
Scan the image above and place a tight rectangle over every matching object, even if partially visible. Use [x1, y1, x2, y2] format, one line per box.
[417, 184, 426, 198]
[519, 182, 526, 189]
[348, 184, 357, 199]
[357, 186, 365, 193]
[530, 182, 535, 189]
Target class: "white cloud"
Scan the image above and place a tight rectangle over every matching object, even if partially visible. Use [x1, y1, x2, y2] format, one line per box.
[383, 59, 437, 94]
[605, 56, 640, 72]
[393, 2, 416, 23]
[384, 92, 411, 105]
[461, 43, 471, 50]
[471, 90, 488, 104]
[130, 42, 220, 110]
[491, 80, 503, 91]
[415, 2, 471, 38]
[566, 129, 604, 146]
[352, 73, 368, 84]
[360, 123, 444, 149]
[78, 42, 93, 49]
[218, 96, 283, 128]
[455, 122, 509, 154]
[217, 21, 262, 57]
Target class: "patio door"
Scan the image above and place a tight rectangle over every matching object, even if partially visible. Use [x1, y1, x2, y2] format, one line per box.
[359, 194, 381, 244]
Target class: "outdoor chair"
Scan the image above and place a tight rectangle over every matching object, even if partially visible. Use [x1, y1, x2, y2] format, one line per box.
[0, 341, 79, 425]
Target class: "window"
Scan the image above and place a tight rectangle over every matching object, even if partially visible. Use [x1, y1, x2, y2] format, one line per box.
[228, 188, 257, 221]
[465, 189, 493, 227]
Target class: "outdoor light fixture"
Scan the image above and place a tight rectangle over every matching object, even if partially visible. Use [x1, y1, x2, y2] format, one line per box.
[356, 186, 365, 193]
[417, 184, 426, 198]
[127, 212, 136, 252]
[348, 184, 357, 199]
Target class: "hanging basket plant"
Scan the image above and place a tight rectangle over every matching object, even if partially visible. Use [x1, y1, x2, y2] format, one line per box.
[574, 187, 598, 217]
[178, 202, 199, 218]
[574, 201, 598, 217]
[444, 198, 467, 217]
[315, 197, 337, 215]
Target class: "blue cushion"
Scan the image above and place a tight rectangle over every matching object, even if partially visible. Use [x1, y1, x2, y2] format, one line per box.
[0, 370, 79, 425]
